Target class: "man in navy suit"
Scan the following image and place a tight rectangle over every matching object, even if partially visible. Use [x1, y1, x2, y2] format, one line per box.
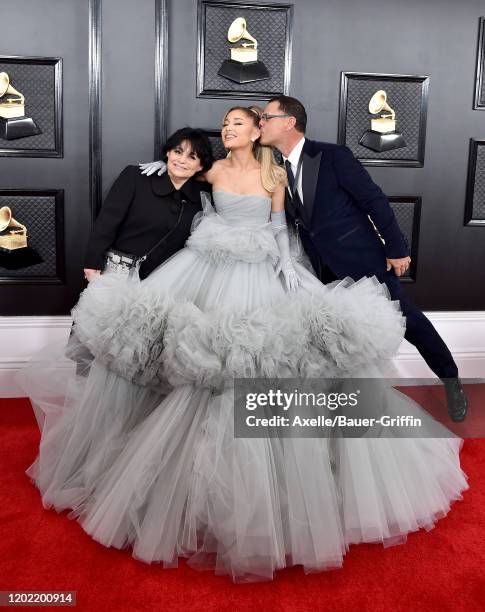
[259, 95, 467, 422]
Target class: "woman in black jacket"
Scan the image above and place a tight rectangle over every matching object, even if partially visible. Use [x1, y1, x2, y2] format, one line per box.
[83, 127, 214, 282]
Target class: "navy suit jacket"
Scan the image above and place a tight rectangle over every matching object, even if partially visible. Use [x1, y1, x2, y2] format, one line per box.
[285, 138, 409, 281]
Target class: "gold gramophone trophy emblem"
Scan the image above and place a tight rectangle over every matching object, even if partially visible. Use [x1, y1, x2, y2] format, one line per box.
[0, 72, 41, 140]
[0, 205, 43, 269]
[218, 17, 270, 84]
[0, 206, 28, 252]
[359, 90, 406, 152]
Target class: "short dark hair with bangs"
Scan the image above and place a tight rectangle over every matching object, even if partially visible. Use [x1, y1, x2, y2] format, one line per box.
[162, 127, 214, 174]
[268, 95, 307, 134]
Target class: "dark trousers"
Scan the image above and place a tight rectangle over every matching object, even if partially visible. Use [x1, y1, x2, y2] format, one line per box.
[320, 264, 458, 379]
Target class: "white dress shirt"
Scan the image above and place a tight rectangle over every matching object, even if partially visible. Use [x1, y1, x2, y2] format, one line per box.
[283, 136, 305, 204]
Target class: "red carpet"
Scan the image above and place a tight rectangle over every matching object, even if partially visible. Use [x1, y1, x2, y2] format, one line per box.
[1, 396, 484, 612]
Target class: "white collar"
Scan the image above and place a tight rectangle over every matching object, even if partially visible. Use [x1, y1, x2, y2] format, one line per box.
[284, 136, 305, 167]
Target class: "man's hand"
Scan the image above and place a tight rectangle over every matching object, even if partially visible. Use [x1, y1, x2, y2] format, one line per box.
[386, 256, 411, 277]
[84, 268, 101, 282]
[139, 161, 166, 176]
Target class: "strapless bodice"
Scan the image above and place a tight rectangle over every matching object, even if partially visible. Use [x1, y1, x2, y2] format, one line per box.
[212, 190, 272, 226]
[185, 189, 278, 264]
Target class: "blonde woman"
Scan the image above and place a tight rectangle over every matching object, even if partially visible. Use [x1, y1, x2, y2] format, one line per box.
[21, 105, 467, 583]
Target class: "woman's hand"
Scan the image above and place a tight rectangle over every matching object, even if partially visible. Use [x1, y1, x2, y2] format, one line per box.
[271, 204, 301, 293]
[84, 268, 101, 282]
[275, 259, 300, 292]
[139, 161, 166, 176]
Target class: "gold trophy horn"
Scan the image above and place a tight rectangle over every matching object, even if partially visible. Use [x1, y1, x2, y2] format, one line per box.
[369, 90, 396, 130]
[0, 71, 41, 140]
[228, 17, 258, 50]
[0, 206, 28, 251]
[359, 89, 406, 152]
[218, 16, 270, 84]
[0, 72, 25, 118]
[0, 206, 12, 231]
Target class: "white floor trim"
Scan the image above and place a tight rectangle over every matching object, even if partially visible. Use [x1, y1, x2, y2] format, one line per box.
[1, 312, 484, 398]
[391, 311, 485, 378]
[0, 316, 72, 398]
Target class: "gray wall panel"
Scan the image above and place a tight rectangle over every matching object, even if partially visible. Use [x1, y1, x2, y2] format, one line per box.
[0, 0, 90, 314]
[166, 0, 485, 310]
[101, 0, 156, 199]
[1, 0, 484, 312]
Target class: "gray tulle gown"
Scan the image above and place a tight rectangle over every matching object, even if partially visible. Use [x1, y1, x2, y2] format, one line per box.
[17, 191, 469, 583]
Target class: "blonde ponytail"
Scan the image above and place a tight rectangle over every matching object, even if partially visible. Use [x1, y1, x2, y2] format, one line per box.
[253, 140, 287, 193]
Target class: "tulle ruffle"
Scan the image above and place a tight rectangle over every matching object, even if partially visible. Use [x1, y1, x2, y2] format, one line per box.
[70, 272, 405, 390]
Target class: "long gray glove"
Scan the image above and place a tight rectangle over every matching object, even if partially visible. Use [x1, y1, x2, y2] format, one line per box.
[139, 160, 166, 176]
[271, 210, 300, 292]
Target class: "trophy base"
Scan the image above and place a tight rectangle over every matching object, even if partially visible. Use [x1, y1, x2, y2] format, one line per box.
[0, 246, 43, 270]
[0, 116, 41, 140]
[218, 59, 270, 84]
[359, 130, 406, 152]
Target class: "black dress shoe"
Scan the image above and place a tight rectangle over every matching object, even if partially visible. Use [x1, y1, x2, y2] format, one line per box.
[441, 378, 468, 423]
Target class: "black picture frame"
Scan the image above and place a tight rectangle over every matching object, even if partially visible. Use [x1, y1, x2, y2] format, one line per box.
[474, 17, 485, 110]
[202, 129, 226, 160]
[0, 189, 65, 285]
[197, 0, 293, 100]
[89, 0, 102, 218]
[338, 72, 429, 167]
[387, 196, 422, 282]
[0, 55, 63, 157]
[464, 138, 485, 226]
[154, 0, 169, 158]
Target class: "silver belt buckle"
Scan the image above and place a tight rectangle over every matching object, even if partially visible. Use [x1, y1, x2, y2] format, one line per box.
[105, 250, 134, 276]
